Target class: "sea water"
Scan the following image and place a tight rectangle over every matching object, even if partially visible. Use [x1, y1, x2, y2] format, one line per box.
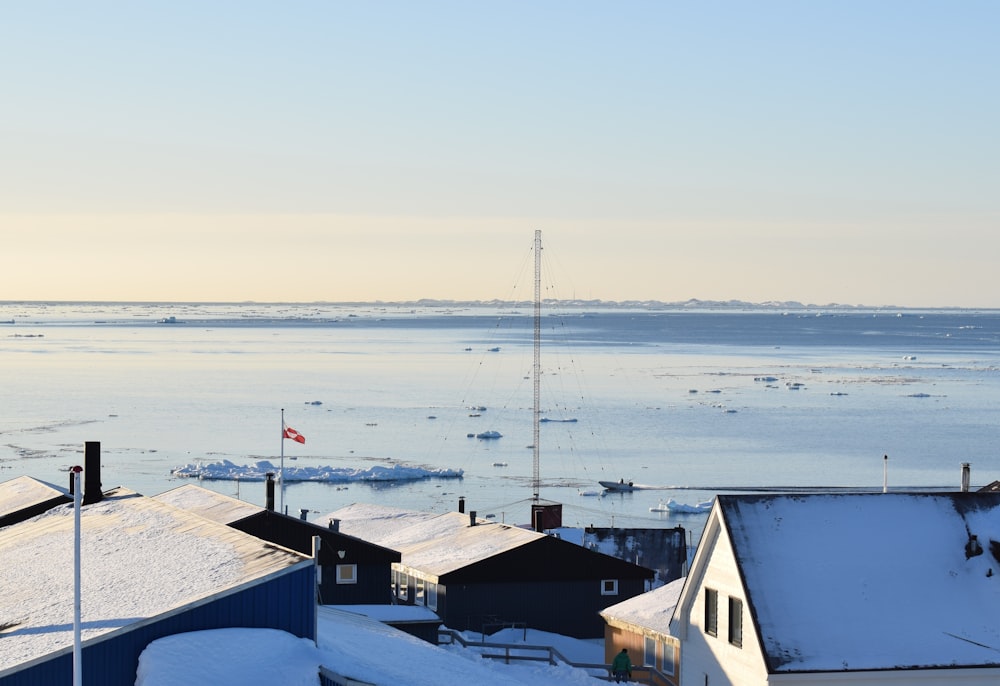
[2, 302, 999, 537]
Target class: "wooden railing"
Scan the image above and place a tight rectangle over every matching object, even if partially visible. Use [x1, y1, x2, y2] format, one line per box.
[438, 628, 675, 683]
[318, 630, 675, 685]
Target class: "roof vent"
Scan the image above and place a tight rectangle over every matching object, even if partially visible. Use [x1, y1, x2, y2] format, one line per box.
[966, 534, 983, 559]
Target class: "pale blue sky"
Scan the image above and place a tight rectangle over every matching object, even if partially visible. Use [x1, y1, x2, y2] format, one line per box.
[2, 1, 997, 305]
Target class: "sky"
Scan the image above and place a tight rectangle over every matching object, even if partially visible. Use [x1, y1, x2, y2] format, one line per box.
[2, 1, 998, 307]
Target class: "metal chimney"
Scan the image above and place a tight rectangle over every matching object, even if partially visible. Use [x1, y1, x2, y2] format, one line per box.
[265, 473, 275, 511]
[458, 496, 465, 514]
[328, 518, 340, 532]
[83, 441, 103, 505]
[299, 508, 310, 521]
[469, 510, 477, 527]
[961, 463, 971, 492]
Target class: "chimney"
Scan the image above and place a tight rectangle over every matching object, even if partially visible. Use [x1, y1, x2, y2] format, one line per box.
[469, 510, 477, 527]
[961, 463, 971, 492]
[458, 496, 465, 514]
[265, 473, 275, 511]
[328, 518, 340, 532]
[299, 508, 310, 521]
[83, 441, 103, 505]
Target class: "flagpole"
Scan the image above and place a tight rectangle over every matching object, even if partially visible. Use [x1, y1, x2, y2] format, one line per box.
[280, 408, 285, 515]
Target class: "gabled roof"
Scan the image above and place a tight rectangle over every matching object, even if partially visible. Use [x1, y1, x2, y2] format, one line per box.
[0, 475, 71, 527]
[0, 487, 310, 674]
[392, 513, 543, 577]
[155, 485, 401, 565]
[152, 483, 263, 523]
[692, 493, 1000, 673]
[324, 502, 441, 543]
[600, 577, 685, 636]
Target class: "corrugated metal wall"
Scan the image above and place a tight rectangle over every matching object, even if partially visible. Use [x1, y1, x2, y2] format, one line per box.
[0, 565, 316, 686]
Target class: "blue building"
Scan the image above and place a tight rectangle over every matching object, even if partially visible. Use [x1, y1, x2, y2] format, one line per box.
[0, 484, 316, 686]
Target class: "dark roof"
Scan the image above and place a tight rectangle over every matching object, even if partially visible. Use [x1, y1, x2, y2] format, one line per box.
[383, 512, 652, 583]
[154, 484, 399, 565]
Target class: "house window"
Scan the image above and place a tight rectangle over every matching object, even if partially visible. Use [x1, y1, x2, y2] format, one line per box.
[601, 579, 619, 596]
[662, 641, 675, 676]
[643, 636, 656, 667]
[704, 588, 718, 636]
[415, 578, 425, 605]
[426, 582, 438, 611]
[335, 564, 357, 584]
[399, 573, 409, 602]
[728, 596, 743, 647]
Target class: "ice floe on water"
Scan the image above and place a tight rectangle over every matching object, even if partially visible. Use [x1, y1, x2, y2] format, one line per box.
[171, 459, 463, 482]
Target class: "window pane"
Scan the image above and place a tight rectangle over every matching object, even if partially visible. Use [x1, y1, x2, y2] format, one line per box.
[643, 636, 656, 667]
[728, 596, 743, 647]
[662, 641, 675, 676]
[336, 564, 357, 584]
[601, 579, 619, 596]
[705, 588, 718, 636]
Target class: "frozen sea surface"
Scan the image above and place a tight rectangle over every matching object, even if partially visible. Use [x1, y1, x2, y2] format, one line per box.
[2, 302, 999, 534]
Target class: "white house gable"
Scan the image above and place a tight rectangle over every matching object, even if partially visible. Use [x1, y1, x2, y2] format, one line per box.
[671, 502, 768, 686]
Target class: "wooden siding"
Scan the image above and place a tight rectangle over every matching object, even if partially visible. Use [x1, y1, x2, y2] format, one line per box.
[440, 534, 654, 585]
[0, 564, 316, 686]
[318, 562, 391, 605]
[439, 578, 648, 639]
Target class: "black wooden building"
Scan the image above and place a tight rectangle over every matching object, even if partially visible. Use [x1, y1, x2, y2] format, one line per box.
[154, 483, 400, 604]
[354, 509, 654, 638]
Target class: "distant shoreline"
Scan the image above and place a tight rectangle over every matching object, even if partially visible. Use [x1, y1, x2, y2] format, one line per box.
[1, 298, 996, 312]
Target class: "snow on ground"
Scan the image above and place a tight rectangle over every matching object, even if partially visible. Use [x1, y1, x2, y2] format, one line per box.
[171, 459, 463, 482]
[136, 607, 607, 686]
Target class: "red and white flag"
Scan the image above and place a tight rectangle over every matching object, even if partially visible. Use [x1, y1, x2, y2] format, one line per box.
[282, 424, 306, 444]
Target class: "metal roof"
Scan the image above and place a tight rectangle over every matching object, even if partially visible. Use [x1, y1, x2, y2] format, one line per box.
[152, 483, 264, 524]
[0, 475, 68, 521]
[0, 486, 310, 673]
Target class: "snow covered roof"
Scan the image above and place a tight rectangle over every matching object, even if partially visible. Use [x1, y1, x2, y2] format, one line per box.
[717, 492, 1000, 672]
[599, 577, 685, 636]
[390, 513, 544, 577]
[324, 502, 444, 543]
[0, 487, 311, 673]
[0, 475, 69, 522]
[152, 483, 265, 523]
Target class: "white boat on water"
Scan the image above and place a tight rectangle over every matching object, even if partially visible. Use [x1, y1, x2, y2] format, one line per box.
[600, 479, 638, 492]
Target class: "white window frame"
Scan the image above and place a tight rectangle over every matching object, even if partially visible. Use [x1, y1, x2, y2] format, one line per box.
[335, 563, 357, 584]
[661, 641, 675, 676]
[643, 636, 656, 667]
[601, 579, 619, 596]
[426, 582, 438, 611]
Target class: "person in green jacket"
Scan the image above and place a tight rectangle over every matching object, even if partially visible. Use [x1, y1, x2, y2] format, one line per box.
[611, 648, 632, 683]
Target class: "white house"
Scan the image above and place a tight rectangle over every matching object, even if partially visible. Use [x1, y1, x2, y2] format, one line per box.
[669, 492, 1000, 685]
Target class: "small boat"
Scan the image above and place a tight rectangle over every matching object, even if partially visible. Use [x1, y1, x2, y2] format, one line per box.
[600, 479, 637, 492]
[476, 430, 502, 440]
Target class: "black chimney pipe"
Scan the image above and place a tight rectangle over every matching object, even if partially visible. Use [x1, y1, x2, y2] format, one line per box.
[458, 496, 465, 514]
[265, 473, 275, 511]
[83, 441, 103, 505]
